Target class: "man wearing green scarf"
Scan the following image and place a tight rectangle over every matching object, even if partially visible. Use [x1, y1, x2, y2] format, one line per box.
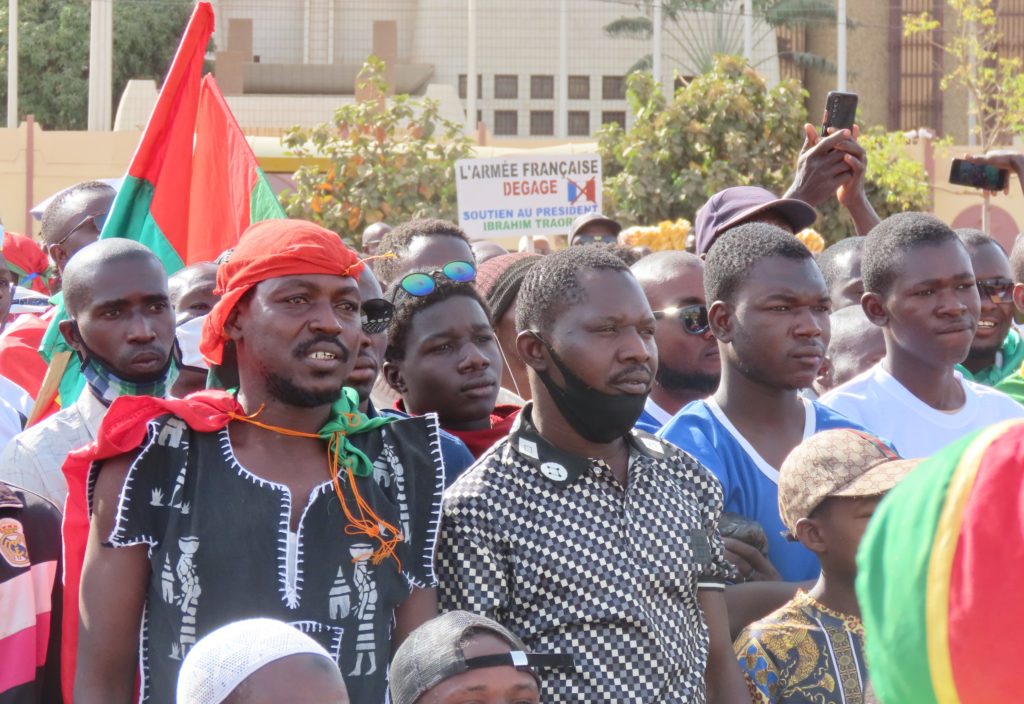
[73, 220, 445, 704]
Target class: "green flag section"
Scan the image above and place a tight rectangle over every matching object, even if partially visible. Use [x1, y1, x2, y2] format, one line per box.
[856, 420, 1024, 704]
[39, 1, 284, 407]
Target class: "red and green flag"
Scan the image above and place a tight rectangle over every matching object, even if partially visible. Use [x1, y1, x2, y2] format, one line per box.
[38, 1, 284, 409]
[856, 420, 1024, 703]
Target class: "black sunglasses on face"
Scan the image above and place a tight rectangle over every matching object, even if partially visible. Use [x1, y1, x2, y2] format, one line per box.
[976, 278, 1014, 305]
[53, 211, 108, 247]
[652, 304, 710, 335]
[361, 297, 395, 334]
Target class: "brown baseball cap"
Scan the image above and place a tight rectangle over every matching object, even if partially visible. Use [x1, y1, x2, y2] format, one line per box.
[778, 428, 920, 539]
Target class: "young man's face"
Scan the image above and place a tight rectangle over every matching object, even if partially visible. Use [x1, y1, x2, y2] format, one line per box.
[715, 256, 831, 390]
[643, 262, 720, 394]
[416, 633, 540, 704]
[346, 270, 388, 405]
[541, 268, 656, 396]
[828, 249, 864, 311]
[807, 495, 882, 583]
[66, 256, 176, 381]
[231, 274, 362, 407]
[966, 243, 1014, 361]
[872, 240, 979, 368]
[389, 295, 502, 429]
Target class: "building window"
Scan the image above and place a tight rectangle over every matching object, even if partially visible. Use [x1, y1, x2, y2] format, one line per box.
[602, 75, 626, 100]
[602, 111, 626, 128]
[530, 75, 554, 100]
[530, 110, 555, 135]
[494, 110, 518, 135]
[568, 75, 590, 100]
[568, 111, 590, 136]
[458, 74, 483, 100]
[494, 75, 519, 99]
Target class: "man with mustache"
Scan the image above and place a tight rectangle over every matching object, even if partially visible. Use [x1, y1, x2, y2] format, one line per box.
[630, 251, 720, 433]
[437, 247, 750, 703]
[71, 220, 444, 704]
[660, 223, 872, 584]
[383, 275, 517, 460]
[821, 213, 1024, 457]
[347, 266, 475, 484]
[1, 239, 178, 505]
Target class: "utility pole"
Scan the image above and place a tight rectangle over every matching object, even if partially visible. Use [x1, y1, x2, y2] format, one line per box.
[653, 0, 663, 96]
[558, 0, 568, 139]
[7, 0, 17, 128]
[743, 0, 753, 60]
[466, 0, 478, 135]
[837, 0, 847, 91]
[88, 0, 113, 131]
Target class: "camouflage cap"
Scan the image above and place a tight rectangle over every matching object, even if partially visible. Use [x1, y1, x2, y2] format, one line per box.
[778, 428, 920, 538]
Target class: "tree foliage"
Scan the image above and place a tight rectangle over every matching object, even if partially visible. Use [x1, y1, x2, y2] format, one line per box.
[904, 0, 1024, 149]
[0, 0, 195, 130]
[599, 56, 930, 243]
[281, 57, 474, 247]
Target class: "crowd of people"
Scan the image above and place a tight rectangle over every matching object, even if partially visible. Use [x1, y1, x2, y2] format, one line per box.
[1, 124, 1023, 704]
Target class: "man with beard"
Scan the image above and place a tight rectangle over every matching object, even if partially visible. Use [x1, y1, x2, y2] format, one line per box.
[821, 214, 1023, 457]
[347, 266, 474, 485]
[0, 239, 178, 505]
[660, 223, 873, 583]
[631, 251, 720, 433]
[71, 220, 444, 704]
[437, 247, 748, 703]
[953, 229, 1024, 387]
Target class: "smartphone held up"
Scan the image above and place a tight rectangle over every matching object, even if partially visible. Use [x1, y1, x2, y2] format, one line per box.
[949, 159, 1010, 192]
[821, 91, 858, 137]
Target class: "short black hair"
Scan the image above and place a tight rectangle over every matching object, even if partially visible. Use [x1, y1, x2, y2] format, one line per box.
[40, 181, 116, 245]
[384, 276, 491, 362]
[592, 242, 645, 266]
[955, 227, 1007, 255]
[1011, 233, 1024, 283]
[703, 222, 812, 304]
[515, 245, 630, 334]
[862, 213, 960, 295]
[63, 239, 164, 317]
[817, 237, 864, 292]
[374, 219, 473, 284]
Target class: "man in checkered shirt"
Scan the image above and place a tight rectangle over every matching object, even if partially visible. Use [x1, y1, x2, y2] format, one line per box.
[437, 246, 750, 703]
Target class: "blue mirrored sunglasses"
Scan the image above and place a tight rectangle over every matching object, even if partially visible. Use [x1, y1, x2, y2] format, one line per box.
[399, 260, 477, 297]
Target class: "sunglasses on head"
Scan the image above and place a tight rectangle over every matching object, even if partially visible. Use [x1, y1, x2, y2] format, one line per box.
[53, 211, 108, 247]
[361, 297, 395, 334]
[399, 260, 476, 297]
[977, 278, 1014, 305]
[653, 304, 710, 335]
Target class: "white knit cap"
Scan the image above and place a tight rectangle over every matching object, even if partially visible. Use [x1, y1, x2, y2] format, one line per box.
[176, 618, 335, 704]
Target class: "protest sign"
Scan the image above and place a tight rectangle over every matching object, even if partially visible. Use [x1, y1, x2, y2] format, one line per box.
[455, 154, 602, 239]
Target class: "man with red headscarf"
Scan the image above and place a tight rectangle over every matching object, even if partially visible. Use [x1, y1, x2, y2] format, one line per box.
[70, 220, 444, 704]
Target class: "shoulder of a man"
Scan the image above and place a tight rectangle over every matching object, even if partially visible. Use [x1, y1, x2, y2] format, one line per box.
[657, 400, 719, 462]
[967, 378, 1024, 418]
[636, 428, 724, 500]
[443, 439, 514, 508]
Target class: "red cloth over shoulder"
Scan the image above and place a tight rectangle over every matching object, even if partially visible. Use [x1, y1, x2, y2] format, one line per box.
[59, 390, 241, 701]
[0, 312, 57, 421]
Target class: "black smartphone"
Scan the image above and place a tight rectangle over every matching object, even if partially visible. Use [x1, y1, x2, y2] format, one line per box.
[949, 159, 1010, 191]
[821, 91, 859, 137]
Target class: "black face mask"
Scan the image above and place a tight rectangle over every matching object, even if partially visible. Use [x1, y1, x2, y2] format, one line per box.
[533, 336, 649, 444]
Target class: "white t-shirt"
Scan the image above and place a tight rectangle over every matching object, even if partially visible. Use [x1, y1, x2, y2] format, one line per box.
[820, 363, 1024, 458]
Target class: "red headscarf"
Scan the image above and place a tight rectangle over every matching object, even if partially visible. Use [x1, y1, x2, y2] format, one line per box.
[199, 219, 363, 365]
[2, 230, 51, 294]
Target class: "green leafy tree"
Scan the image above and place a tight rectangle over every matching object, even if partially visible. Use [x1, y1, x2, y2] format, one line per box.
[904, 0, 1024, 150]
[281, 57, 474, 247]
[599, 55, 930, 243]
[604, 0, 837, 77]
[0, 0, 195, 129]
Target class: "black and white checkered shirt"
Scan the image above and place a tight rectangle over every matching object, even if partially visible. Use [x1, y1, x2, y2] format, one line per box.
[437, 405, 736, 703]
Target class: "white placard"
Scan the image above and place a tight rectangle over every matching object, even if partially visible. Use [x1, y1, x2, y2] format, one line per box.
[455, 154, 602, 239]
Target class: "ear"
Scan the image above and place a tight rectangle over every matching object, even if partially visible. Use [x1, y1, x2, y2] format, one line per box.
[707, 300, 733, 343]
[58, 318, 84, 354]
[815, 354, 834, 392]
[1013, 283, 1024, 323]
[794, 516, 828, 555]
[47, 244, 65, 271]
[382, 360, 407, 394]
[861, 291, 888, 327]
[224, 305, 244, 343]
[516, 330, 548, 373]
